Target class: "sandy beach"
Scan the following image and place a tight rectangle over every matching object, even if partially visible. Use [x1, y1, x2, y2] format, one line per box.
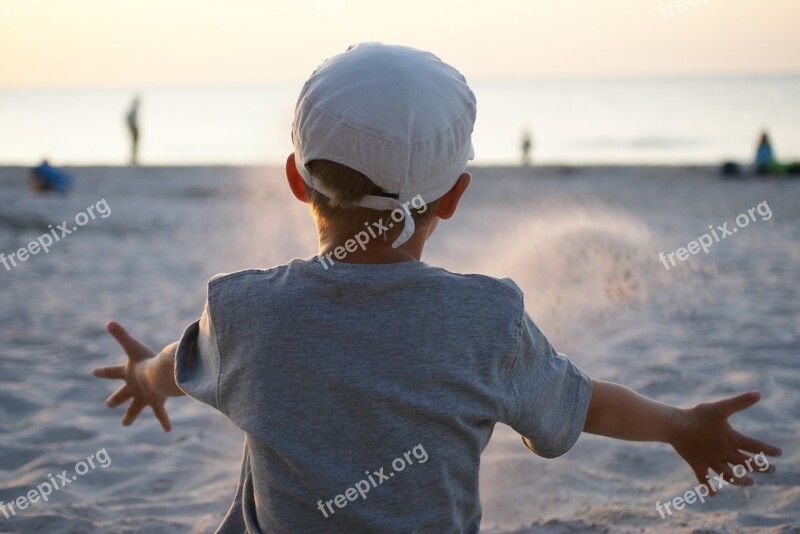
[0, 164, 797, 533]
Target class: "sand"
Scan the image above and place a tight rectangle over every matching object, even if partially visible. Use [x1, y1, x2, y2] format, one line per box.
[0, 164, 797, 532]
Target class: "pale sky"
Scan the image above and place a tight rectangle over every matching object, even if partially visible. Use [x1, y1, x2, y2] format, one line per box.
[1, 0, 799, 89]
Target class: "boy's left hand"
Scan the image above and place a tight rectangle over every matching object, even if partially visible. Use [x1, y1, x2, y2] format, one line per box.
[92, 322, 172, 432]
[670, 391, 781, 493]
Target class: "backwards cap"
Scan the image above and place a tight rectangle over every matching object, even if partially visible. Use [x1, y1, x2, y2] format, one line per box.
[292, 42, 477, 248]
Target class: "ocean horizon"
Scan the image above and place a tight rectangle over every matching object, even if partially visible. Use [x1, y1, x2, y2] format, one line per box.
[3, 75, 799, 167]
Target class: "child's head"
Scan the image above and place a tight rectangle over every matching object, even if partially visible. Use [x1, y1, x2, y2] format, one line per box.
[287, 42, 476, 250]
[300, 159, 438, 239]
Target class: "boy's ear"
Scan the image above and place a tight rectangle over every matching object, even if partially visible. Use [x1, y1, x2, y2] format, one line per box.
[436, 172, 471, 220]
[285, 153, 308, 203]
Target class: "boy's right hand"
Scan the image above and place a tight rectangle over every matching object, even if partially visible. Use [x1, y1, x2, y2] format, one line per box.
[92, 322, 173, 432]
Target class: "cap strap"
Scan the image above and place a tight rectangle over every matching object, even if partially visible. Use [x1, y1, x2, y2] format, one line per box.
[356, 194, 415, 249]
[302, 175, 416, 249]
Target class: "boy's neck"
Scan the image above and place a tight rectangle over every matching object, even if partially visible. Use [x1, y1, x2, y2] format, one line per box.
[317, 228, 425, 265]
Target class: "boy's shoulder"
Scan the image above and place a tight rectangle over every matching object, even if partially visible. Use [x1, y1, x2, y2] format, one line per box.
[425, 267, 525, 305]
[207, 264, 296, 287]
[206, 258, 526, 311]
[205, 260, 308, 297]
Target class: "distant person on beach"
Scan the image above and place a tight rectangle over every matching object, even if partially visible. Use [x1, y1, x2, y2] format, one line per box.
[126, 96, 141, 165]
[29, 159, 72, 194]
[754, 130, 800, 176]
[754, 131, 775, 175]
[521, 128, 532, 165]
[93, 44, 781, 533]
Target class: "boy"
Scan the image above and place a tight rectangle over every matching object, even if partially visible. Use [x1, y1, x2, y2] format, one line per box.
[93, 43, 781, 533]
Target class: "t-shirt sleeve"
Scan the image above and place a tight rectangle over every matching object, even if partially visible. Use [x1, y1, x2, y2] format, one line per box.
[504, 311, 593, 458]
[174, 301, 222, 412]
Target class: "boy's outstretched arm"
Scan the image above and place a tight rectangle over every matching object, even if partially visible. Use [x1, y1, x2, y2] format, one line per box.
[581, 379, 781, 492]
[92, 321, 185, 432]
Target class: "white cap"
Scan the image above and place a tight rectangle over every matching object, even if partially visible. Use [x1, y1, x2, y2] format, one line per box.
[292, 42, 477, 248]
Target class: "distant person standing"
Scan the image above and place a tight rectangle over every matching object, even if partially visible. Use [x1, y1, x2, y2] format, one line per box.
[521, 129, 533, 166]
[126, 96, 141, 165]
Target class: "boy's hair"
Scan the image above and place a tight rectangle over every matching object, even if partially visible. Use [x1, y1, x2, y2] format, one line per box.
[305, 159, 439, 236]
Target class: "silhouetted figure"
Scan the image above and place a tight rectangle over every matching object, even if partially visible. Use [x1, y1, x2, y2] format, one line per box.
[521, 129, 532, 166]
[754, 130, 800, 176]
[754, 131, 775, 175]
[126, 96, 141, 165]
[29, 159, 72, 195]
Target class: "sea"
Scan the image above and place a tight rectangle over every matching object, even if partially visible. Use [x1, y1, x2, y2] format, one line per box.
[2, 75, 799, 166]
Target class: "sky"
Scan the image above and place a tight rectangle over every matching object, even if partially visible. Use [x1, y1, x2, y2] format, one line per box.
[0, 0, 799, 89]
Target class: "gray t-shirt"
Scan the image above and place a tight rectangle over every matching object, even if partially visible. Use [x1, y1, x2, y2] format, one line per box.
[175, 257, 592, 533]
